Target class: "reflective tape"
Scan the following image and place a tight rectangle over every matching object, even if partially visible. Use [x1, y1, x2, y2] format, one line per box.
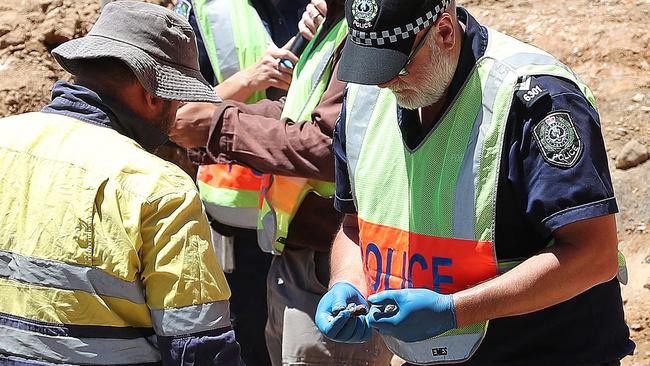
[0, 312, 152, 339]
[151, 300, 231, 337]
[0, 250, 145, 304]
[453, 61, 508, 240]
[203, 202, 259, 230]
[381, 326, 486, 365]
[202, 0, 240, 80]
[295, 41, 340, 121]
[345, 85, 382, 207]
[0, 323, 160, 365]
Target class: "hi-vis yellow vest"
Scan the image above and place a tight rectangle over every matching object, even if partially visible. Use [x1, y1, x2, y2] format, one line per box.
[0, 112, 231, 365]
[194, 0, 271, 229]
[257, 19, 348, 254]
[345, 27, 624, 365]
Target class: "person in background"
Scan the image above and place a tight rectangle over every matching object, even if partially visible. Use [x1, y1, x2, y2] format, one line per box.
[170, 0, 393, 365]
[173, 0, 306, 364]
[317, 0, 634, 365]
[0, 2, 243, 365]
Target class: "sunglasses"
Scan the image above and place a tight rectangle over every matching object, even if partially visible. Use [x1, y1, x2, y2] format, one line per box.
[398, 24, 434, 77]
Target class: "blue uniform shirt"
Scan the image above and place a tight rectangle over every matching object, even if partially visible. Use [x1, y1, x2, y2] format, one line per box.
[333, 8, 634, 365]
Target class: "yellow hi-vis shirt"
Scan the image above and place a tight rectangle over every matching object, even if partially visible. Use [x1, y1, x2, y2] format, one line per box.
[0, 112, 232, 365]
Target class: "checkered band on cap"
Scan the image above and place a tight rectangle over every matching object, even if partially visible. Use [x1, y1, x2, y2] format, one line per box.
[350, 0, 452, 46]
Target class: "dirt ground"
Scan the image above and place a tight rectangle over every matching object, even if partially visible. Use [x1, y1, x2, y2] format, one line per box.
[1, 0, 649, 364]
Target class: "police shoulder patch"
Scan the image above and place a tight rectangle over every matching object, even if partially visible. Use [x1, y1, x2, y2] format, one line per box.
[533, 111, 583, 168]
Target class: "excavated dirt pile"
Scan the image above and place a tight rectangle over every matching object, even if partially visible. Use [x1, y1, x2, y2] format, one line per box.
[1, 0, 649, 364]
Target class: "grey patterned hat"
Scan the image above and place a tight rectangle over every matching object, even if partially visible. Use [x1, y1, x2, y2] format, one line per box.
[338, 0, 452, 85]
[52, 1, 220, 103]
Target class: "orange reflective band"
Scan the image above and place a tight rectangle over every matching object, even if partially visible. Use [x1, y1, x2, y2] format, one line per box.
[198, 164, 262, 191]
[358, 219, 498, 296]
[260, 175, 309, 214]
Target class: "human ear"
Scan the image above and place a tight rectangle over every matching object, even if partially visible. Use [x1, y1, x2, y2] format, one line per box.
[143, 89, 164, 111]
[433, 13, 456, 52]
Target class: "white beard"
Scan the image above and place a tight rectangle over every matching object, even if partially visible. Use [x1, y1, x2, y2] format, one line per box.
[389, 39, 457, 110]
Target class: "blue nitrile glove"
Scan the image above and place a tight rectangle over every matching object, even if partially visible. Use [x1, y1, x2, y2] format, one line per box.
[367, 289, 456, 342]
[315, 282, 373, 343]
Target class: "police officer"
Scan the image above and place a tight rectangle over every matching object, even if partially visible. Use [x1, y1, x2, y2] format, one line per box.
[315, 0, 635, 365]
[0, 2, 242, 365]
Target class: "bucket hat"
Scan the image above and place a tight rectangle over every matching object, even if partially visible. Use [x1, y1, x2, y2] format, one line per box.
[52, 1, 220, 103]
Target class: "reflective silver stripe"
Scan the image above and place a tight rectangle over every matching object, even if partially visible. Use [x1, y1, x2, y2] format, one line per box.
[453, 61, 509, 240]
[345, 85, 382, 205]
[202, 0, 240, 80]
[381, 329, 486, 365]
[503, 52, 574, 75]
[0, 250, 145, 304]
[310, 43, 335, 92]
[203, 202, 258, 230]
[0, 324, 160, 365]
[453, 106, 482, 240]
[257, 207, 280, 254]
[297, 43, 338, 120]
[151, 300, 231, 337]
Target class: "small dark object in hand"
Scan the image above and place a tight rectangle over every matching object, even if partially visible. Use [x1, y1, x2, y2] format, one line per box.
[328, 303, 368, 321]
[349, 304, 368, 316]
[383, 304, 398, 313]
[370, 303, 398, 314]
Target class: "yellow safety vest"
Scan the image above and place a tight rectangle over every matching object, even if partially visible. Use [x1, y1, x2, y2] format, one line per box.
[0, 112, 231, 364]
[194, 0, 272, 229]
[257, 19, 348, 254]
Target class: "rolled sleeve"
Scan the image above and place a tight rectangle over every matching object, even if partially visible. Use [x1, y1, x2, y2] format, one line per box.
[508, 76, 618, 237]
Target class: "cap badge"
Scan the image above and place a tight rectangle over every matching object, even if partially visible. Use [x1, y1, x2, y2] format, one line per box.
[352, 0, 378, 29]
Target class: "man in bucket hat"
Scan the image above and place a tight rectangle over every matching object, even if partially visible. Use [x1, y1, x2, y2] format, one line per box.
[0, 2, 243, 365]
[316, 0, 634, 365]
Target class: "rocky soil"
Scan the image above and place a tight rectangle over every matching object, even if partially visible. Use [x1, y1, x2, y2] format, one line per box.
[1, 0, 649, 364]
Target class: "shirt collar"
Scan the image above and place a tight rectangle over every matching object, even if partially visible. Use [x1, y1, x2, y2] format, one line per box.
[42, 80, 169, 153]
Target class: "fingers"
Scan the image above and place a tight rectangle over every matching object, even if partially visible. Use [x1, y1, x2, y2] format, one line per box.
[334, 314, 372, 343]
[306, 3, 324, 20]
[366, 290, 402, 331]
[268, 47, 299, 65]
[316, 309, 350, 338]
[311, 0, 327, 18]
[299, 10, 317, 40]
[269, 66, 292, 89]
[281, 36, 295, 50]
[367, 303, 400, 324]
[248, 53, 294, 90]
[367, 290, 400, 306]
[318, 311, 371, 343]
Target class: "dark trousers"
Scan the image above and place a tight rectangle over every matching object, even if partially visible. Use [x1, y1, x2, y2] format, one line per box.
[223, 229, 272, 366]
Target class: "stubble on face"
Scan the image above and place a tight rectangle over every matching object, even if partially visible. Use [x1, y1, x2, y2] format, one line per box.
[152, 100, 178, 134]
[388, 35, 457, 110]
